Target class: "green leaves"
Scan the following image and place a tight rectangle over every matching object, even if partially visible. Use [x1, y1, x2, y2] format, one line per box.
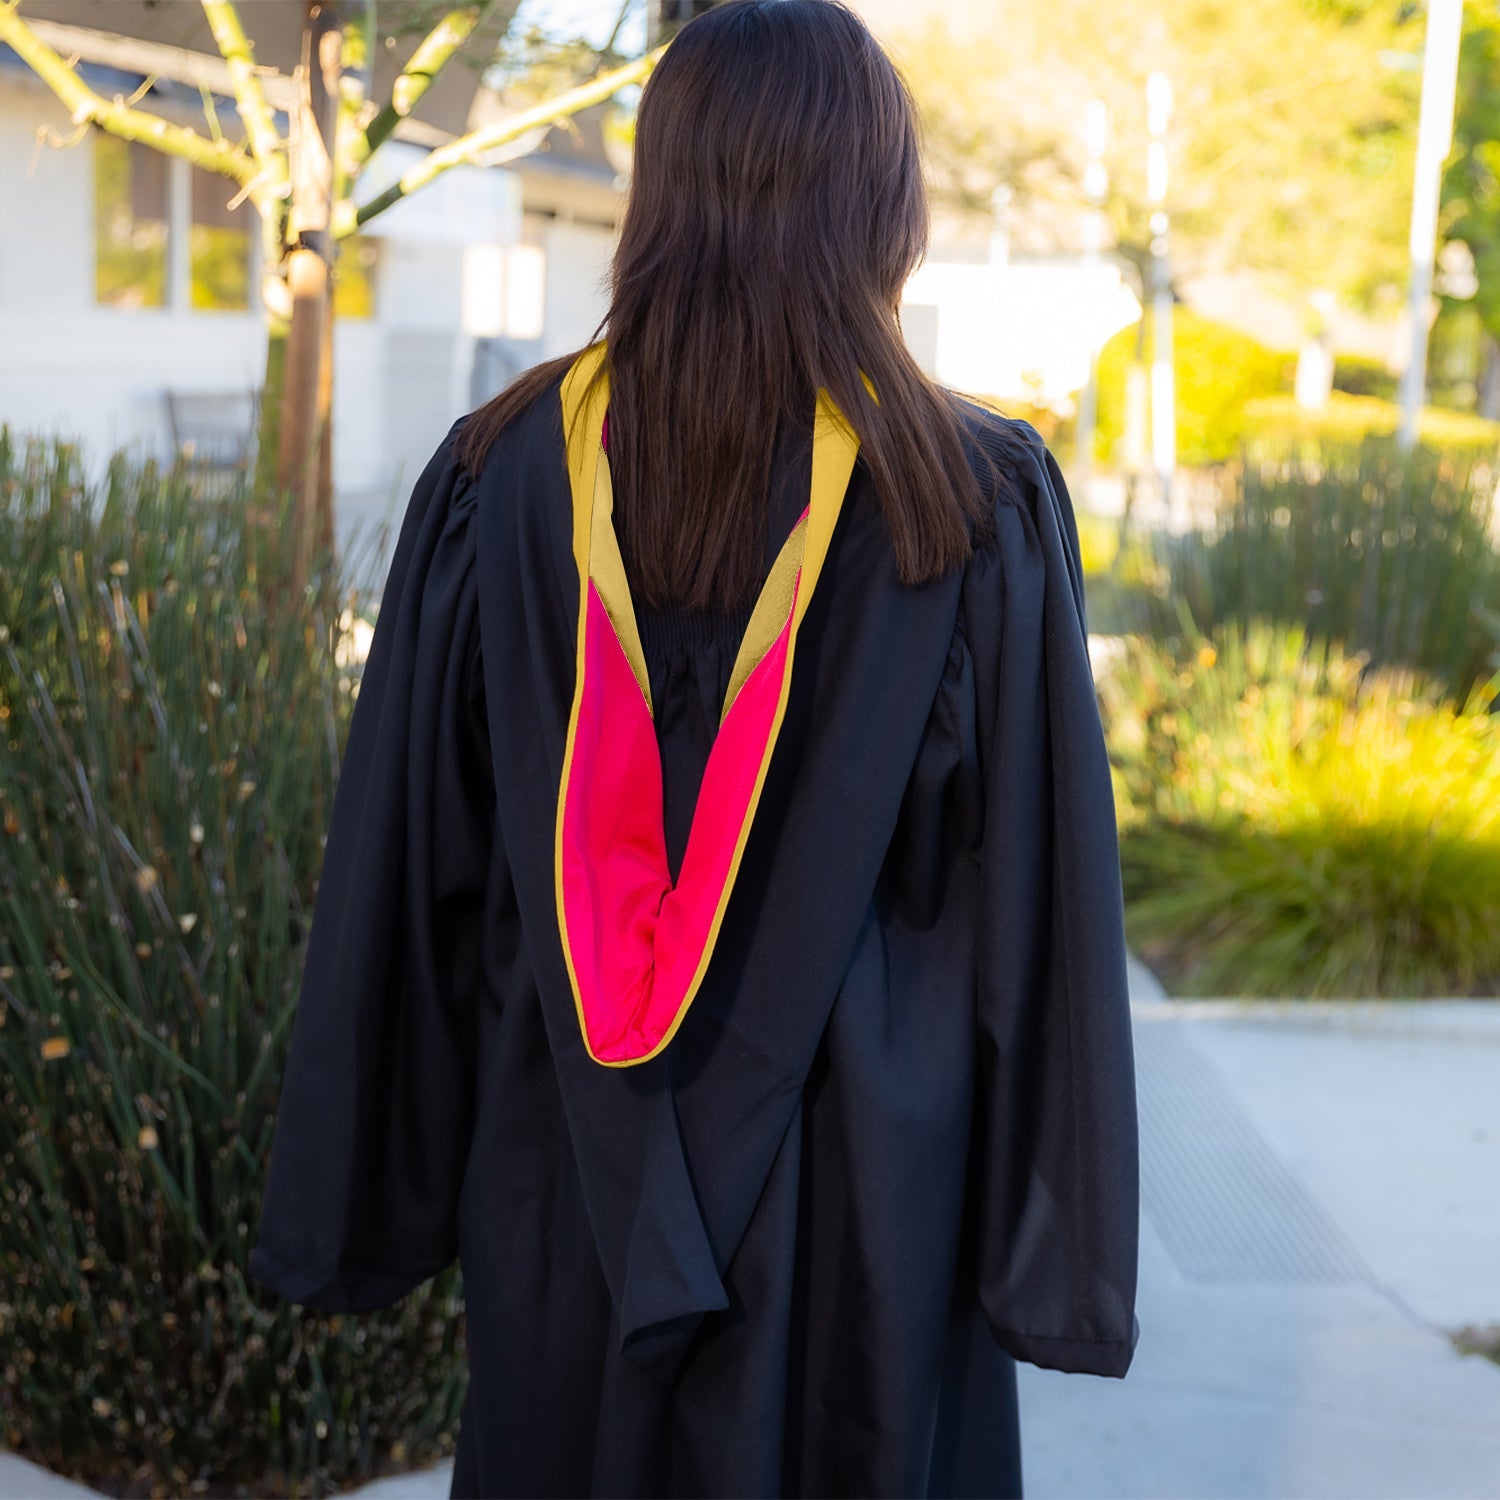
[891, 0, 1425, 311]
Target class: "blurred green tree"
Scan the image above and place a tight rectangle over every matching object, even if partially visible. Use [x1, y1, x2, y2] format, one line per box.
[891, 0, 1425, 316]
[1439, 0, 1500, 416]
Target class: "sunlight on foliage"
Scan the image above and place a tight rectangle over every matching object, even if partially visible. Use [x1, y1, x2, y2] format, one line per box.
[1101, 621, 1500, 998]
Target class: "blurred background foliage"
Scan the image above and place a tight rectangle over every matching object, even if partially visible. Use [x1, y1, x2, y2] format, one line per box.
[896, 0, 1429, 312]
[1099, 621, 1500, 998]
[1094, 310, 1299, 467]
[1080, 433, 1500, 996]
[1239, 393, 1500, 454]
[895, 0, 1500, 448]
[1441, 1, 1500, 367]
[1163, 437, 1500, 693]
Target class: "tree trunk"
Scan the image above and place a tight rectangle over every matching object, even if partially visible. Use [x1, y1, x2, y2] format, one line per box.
[256, 318, 287, 502]
[317, 281, 335, 563]
[277, 246, 331, 596]
[314, 272, 336, 623]
[276, 2, 340, 600]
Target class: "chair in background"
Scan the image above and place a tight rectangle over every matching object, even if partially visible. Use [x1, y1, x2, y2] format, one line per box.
[163, 389, 261, 500]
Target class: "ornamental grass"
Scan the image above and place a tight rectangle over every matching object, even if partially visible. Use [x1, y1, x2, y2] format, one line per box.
[0, 433, 465, 1497]
[1101, 620, 1500, 999]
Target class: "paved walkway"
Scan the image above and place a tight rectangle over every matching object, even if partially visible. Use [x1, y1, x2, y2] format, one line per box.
[1018, 964, 1500, 1499]
[7, 966, 1499, 1499]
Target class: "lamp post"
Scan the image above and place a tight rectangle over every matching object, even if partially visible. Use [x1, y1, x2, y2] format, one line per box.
[1146, 70, 1176, 524]
[1073, 97, 1109, 508]
[989, 181, 1013, 268]
[1397, 0, 1465, 451]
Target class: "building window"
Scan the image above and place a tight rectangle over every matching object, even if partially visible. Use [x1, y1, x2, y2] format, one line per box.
[94, 134, 167, 308]
[333, 237, 379, 320]
[190, 164, 251, 311]
[95, 132, 254, 312]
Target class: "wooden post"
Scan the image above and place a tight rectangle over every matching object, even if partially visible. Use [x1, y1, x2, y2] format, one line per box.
[317, 263, 335, 566]
[276, 1, 340, 598]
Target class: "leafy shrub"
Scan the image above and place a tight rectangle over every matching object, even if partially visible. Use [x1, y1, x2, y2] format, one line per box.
[0, 434, 466, 1496]
[1100, 621, 1500, 998]
[1075, 510, 1122, 576]
[1332, 352, 1399, 403]
[1096, 308, 1297, 467]
[1242, 391, 1500, 458]
[1162, 433, 1500, 695]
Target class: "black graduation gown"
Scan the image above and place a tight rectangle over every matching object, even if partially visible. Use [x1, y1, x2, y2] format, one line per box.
[247, 366, 1141, 1500]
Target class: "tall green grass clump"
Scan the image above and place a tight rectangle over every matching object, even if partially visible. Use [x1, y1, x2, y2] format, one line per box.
[1163, 435, 1500, 695]
[1100, 620, 1500, 998]
[0, 433, 466, 1496]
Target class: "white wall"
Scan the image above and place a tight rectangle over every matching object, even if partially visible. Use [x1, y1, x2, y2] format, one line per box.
[0, 77, 92, 311]
[534, 216, 615, 358]
[336, 240, 475, 505]
[0, 74, 502, 525]
[901, 259, 1142, 411]
[0, 83, 266, 465]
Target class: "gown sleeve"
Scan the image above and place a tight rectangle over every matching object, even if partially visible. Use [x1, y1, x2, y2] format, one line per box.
[248, 419, 494, 1312]
[963, 419, 1141, 1378]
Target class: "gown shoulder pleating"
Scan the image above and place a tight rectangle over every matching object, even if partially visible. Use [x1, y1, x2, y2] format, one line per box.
[248, 379, 1140, 1499]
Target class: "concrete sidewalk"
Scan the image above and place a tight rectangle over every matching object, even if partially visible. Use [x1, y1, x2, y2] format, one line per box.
[1017, 964, 1500, 1499]
[6, 968, 1499, 1499]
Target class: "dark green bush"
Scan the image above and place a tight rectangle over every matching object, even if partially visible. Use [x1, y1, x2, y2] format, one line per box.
[1332, 352, 1399, 403]
[1161, 433, 1500, 696]
[0, 434, 465, 1497]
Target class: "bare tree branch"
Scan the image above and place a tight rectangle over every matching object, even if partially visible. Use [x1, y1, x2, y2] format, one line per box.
[348, 42, 664, 233]
[0, 0, 254, 184]
[198, 0, 288, 197]
[352, 2, 496, 174]
[333, 0, 375, 206]
[603, 0, 634, 56]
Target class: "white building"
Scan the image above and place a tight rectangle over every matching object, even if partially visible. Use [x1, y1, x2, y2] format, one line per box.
[0, 18, 623, 548]
[1, 6, 1137, 549]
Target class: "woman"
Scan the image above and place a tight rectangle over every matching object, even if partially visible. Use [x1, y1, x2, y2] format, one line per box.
[249, 3, 1141, 1496]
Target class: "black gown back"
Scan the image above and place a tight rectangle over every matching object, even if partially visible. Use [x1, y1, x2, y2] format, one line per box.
[248, 363, 1141, 1499]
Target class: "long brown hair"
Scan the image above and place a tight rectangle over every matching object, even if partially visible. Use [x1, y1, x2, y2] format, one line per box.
[456, 0, 1008, 611]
